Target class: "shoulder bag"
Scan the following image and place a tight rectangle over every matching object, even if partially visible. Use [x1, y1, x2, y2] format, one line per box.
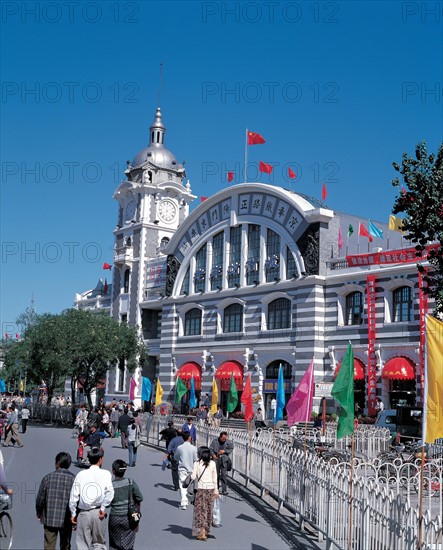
[128, 479, 142, 530]
[186, 465, 207, 506]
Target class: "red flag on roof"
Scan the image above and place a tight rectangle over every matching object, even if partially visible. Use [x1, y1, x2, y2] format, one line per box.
[359, 223, 373, 242]
[227, 172, 234, 182]
[4, 333, 9, 340]
[248, 131, 265, 145]
[200, 197, 208, 202]
[288, 167, 296, 179]
[15, 333, 20, 340]
[322, 183, 327, 201]
[103, 262, 112, 270]
[240, 373, 254, 422]
[259, 161, 273, 174]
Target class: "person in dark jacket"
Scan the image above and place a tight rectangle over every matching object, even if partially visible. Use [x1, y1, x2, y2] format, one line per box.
[210, 431, 234, 495]
[159, 421, 176, 448]
[108, 459, 143, 550]
[36, 452, 75, 550]
[117, 409, 131, 449]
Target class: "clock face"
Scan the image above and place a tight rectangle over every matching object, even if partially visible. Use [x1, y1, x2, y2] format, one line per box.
[125, 200, 137, 221]
[158, 199, 177, 223]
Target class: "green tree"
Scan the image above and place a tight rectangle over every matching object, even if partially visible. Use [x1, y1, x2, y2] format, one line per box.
[392, 141, 443, 317]
[62, 309, 144, 408]
[3, 313, 70, 402]
[3, 308, 145, 407]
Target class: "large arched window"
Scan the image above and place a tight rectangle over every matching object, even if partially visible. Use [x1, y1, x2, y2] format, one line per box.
[266, 360, 292, 379]
[223, 303, 243, 333]
[184, 308, 202, 336]
[346, 292, 363, 325]
[393, 286, 412, 322]
[123, 269, 130, 293]
[268, 298, 291, 330]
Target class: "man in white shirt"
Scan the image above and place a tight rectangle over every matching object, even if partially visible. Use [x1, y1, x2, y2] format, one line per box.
[69, 447, 114, 550]
[174, 432, 197, 510]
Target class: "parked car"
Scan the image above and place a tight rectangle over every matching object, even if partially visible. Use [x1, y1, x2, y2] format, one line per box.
[375, 406, 422, 441]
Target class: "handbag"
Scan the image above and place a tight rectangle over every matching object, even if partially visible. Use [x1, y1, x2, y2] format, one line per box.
[185, 465, 207, 506]
[182, 473, 192, 489]
[127, 479, 141, 530]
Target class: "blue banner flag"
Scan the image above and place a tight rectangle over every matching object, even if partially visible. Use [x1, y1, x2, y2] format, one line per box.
[275, 366, 286, 422]
[368, 221, 383, 238]
[0, 380, 6, 393]
[141, 377, 152, 402]
[189, 377, 197, 409]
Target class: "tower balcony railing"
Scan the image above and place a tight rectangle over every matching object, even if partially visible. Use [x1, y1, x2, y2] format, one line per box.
[114, 245, 133, 265]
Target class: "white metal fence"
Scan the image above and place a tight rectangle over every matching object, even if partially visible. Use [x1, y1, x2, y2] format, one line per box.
[143, 415, 443, 550]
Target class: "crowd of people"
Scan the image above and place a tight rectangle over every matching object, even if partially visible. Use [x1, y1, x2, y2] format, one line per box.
[0, 394, 240, 549]
[163, 417, 234, 541]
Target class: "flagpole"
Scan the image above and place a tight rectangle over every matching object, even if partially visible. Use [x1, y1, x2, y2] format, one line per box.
[418, 444, 426, 550]
[347, 432, 355, 550]
[244, 128, 248, 183]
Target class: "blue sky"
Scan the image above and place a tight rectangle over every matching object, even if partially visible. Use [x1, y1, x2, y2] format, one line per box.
[1, 0, 442, 333]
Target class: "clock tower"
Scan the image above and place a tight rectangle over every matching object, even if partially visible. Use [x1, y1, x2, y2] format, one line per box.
[111, 106, 195, 328]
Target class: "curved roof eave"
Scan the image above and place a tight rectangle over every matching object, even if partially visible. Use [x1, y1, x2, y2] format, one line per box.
[166, 182, 334, 253]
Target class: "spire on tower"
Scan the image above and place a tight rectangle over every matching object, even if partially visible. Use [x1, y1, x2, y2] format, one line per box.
[149, 107, 166, 146]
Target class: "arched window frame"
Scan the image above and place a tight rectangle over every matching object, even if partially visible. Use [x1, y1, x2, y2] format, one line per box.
[123, 269, 131, 294]
[379, 279, 415, 323]
[178, 303, 204, 337]
[184, 308, 202, 336]
[345, 291, 364, 326]
[335, 284, 365, 327]
[260, 292, 292, 331]
[223, 303, 244, 333]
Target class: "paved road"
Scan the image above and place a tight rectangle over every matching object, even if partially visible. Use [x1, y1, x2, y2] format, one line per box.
[3, 422, 315, 550]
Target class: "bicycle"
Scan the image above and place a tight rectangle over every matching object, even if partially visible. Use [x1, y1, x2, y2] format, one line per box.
[0, 494, 13, 550]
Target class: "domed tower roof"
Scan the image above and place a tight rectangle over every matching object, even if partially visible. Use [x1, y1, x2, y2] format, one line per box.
[132, 107, 178, 168]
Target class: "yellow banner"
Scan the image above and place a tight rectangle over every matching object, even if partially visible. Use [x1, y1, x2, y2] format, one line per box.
[424, 315, 443, 443]
[155, 378, 163, 406]
[388, 215, 404, 233]
[211, 378, 218, 415]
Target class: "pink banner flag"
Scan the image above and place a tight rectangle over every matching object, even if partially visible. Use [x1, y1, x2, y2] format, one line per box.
[129, 377, 137, 401]
[338, 228, 343, 251]
[286, 358, 314, 426]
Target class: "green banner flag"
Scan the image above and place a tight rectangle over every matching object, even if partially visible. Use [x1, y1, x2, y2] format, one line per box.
[348, 224, 354, 237]
[175, 377, 188, 404]
[226, 375, 238, 413]
[331, 343, 355, 439]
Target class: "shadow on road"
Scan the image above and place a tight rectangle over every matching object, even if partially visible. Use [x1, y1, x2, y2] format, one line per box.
[158, 497, 180, 508]
[236, 513, 261, 523]
[163, 524, 192, 538]
[154, 482, 176, 491]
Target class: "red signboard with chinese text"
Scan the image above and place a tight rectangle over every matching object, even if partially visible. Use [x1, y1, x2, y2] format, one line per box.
[366, 275, 377, 416]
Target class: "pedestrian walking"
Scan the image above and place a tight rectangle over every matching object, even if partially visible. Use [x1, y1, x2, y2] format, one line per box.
[159, 421, 176, 449]
[174, 431, 197, 510]
[181, 417, 197, 445]
[20, 405, 30, 433]
[69, 447, 114, 550]
[190, 446, 219, 541]
[3, 404, 23, 447]
[127, 418, 140, 467]
[110, 407, 120, 437]
[108, 459, 143, 550]
[213, 406, 223, 429]
[36, 452, 75, 550]
[167, 428, 184, 491]
[210, 431, 233, 495]
[100, 409, 111, 436]
[117, 408, 131, 449]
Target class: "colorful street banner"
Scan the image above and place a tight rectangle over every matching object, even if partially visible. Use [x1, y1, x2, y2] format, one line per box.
[331, 343, 355, 439]
[142, 377, 152, 402]
[211, 378, 218, 415]
[275, 366, 286, 422]
[347, 243, 439, 267]
[423, 315, 443, 443]
[366, 275, 377, 416]
[286, 358, 314, 426]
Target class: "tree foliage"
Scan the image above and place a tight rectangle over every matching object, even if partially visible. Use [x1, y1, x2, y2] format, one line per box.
[3, 308, 145, 406]
[392, 141, 443, 316]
